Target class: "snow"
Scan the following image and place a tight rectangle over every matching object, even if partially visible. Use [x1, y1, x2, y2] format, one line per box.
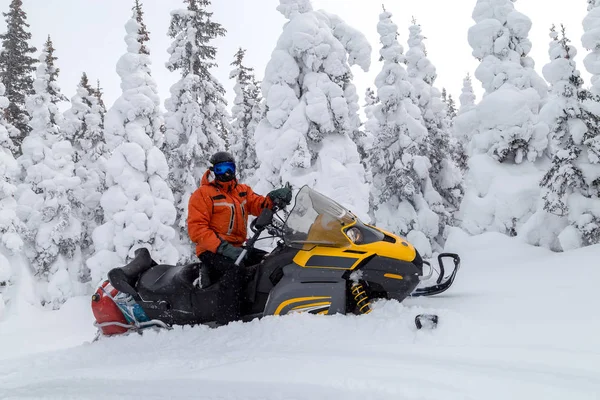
[1, 232, 599, 399]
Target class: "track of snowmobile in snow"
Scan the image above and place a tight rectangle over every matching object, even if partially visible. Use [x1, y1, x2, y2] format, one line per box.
[1, 231, 599, 400]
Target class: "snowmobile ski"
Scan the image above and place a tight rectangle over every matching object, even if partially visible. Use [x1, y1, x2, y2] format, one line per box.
[411, 253, 460, 297]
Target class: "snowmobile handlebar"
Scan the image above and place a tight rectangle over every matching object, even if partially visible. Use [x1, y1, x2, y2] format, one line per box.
[236, 204, 286, 266]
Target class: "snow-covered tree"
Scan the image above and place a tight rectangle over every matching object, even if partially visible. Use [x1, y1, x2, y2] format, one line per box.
[0, 82, 22, 314]
[87, 12, 177, 282]
[229, 47, 261, 182]
[62, 73, 107, 273]
[0, 83, 23, 258]
[364, 87, 378, 123]
[17, 37, 83, 307]
[103, 2, 162, 152]
[163, 0, 229, 263]
[446, 94, 457, 121]
[0, 0, 37, 152]
[404, 20, 463, 244]
[362, 87, 378, 160]
[467, 0, 548, 163]
[582, 0, 600, 95]
[254, 0, 372, 220]
[521, 25, 600, 250]
[452, 74, 477, 169]
[132, 0, 150, 56]
[460, 0, 550, 238]
[366, 9, 438, 255]
[458, 74, 476, 114]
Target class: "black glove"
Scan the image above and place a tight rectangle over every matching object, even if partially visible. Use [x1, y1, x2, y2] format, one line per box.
[217, 241, 243, 260]
[268, 186, 292, 206]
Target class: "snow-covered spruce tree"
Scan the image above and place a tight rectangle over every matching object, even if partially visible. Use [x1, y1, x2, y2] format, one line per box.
[365, 9, 437, 255]
[458, 75, 476, 114]
[362, 87, 378, 168]
[404, 19, 463, 245]
[0, 82, 24, 303]
[453, 74, 477, 141]
[132, 0, 150, 56]
[446, 94, 457, 121]
[582, 0, 600, 96]
[467, 0, 548, 163]
[229, 47, 261, 182]
[460, 0, 550, 237]
[62, 72, 107, 274]
[17, 37, 83, 307]
[522, 25, 600, 250]
[163, 0, 229, 264]
[254, 0, 371, 220]
[104, 2, 163, 152]
[451, 74, 477, 172]
[0, 0, 37, 154]
[87, 12, 177, 283]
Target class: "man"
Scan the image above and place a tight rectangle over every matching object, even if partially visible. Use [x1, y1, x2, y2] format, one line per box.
[187, 151, 292, 325]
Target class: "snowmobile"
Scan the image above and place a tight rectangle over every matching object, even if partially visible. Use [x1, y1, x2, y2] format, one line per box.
[91, 186, 460, 337]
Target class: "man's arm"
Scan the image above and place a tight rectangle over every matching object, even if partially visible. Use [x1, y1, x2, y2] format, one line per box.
[245, 186, 273, 217]
[188, 190, 222, 253]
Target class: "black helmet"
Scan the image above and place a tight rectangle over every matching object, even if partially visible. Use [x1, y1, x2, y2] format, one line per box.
[209, 151, 235, 165]
[209, 151, 236, 182]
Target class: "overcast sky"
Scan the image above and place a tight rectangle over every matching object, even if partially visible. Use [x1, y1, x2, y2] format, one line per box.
[0, 0, 591, 113]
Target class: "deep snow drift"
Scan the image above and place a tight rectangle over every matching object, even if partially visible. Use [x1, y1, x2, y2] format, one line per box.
[1, 231, 599, 400]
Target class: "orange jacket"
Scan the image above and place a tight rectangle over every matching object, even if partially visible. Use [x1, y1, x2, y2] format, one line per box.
[188, 170, 273, 256]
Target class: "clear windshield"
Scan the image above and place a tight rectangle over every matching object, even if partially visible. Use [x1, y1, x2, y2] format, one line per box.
[283, 186, 356, 249]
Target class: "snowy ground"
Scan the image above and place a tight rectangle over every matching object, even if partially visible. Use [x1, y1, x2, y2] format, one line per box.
[1, 231, 599, 400]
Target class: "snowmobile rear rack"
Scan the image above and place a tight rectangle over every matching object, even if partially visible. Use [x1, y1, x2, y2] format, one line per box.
[411, 253, 460, 297]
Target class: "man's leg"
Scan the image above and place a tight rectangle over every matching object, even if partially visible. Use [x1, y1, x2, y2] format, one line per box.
[199, 251, 244, 325]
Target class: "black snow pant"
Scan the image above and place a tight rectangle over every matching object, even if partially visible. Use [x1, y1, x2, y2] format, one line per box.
[199, 248, 267, 325]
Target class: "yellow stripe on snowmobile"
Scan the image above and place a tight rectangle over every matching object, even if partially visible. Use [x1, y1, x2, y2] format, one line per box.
[291, 301, 332, 311]
[274, 296, 331, 316]
[384, 273, 404, 280]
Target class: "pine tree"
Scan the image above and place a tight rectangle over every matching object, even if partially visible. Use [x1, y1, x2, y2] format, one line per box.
[18, 38, 83, 307]
[103, 2, 162, 152]
[447, 94, 457, 120]
[453, 73, 477, 152]
[537, 24, 600, 249]
[132, 0, 150, 55]
[62, 72, 108, 272]
[405, 20, 463, 243]
[229, 47, 261, 182]
[468, 0, 548, 163]
[362, 87, 378, 156]
[582, 0, 600, 95]
[254, 0, 372, 220]
[0, 0, 37, 152]
[163, 0, 229, 264]
[458, 74, 476, 114]
[0, 82, 23, 255]
[0, 82, 22, 313]
[93, 80, 106, 110]
[87, 9, 177, 283]
[367, 9, 440, 255]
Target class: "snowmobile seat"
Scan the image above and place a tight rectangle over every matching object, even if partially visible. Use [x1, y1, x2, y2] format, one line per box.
[108, 248, 157, 298]
[138, 263, 202, 295]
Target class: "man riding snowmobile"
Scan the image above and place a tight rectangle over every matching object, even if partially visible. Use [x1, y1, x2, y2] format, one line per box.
[187, 151, 292, 325]
[92, 183, 461, 337]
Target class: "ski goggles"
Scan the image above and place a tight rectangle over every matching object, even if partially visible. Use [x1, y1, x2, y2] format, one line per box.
[213, 161, 236, 176]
